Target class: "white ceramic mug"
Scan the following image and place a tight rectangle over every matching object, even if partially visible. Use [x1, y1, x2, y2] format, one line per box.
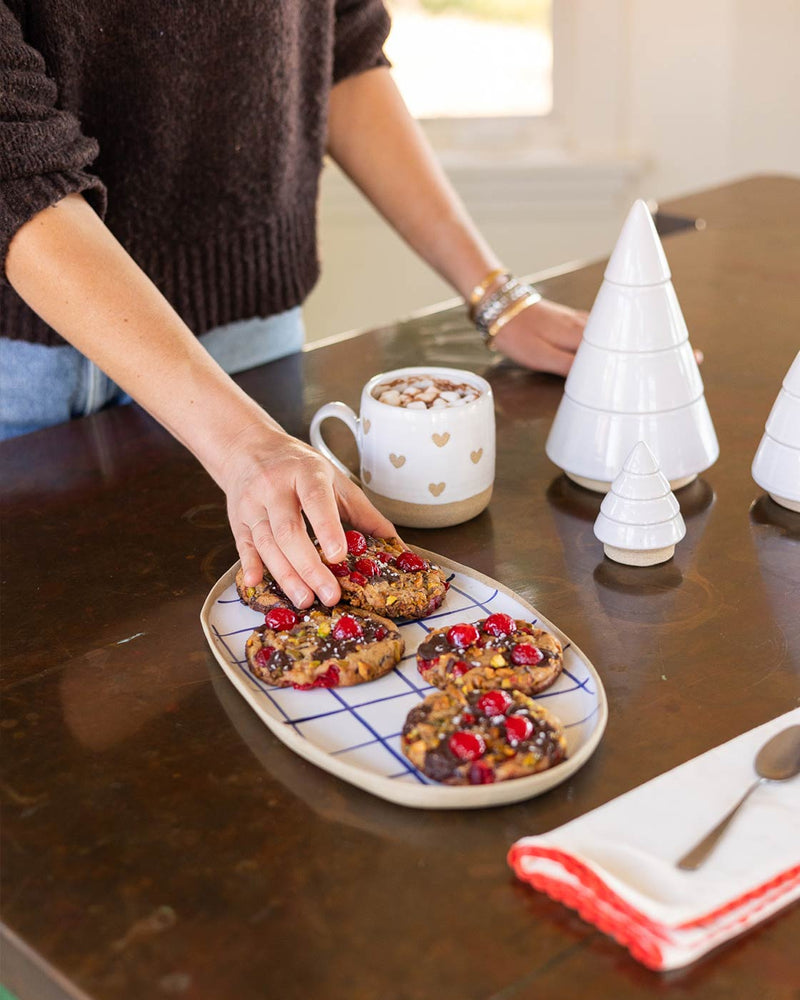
[309, 366, 495, 528]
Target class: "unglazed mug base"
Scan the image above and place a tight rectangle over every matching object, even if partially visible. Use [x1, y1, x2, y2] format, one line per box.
[566, 470, 697, 494]
[363, 485, 493, 529]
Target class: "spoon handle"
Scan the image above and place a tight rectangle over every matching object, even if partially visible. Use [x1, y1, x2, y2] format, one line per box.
[677, 779, 762, 870]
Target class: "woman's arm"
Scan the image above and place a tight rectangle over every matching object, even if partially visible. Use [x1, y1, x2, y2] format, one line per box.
[6, 193, 393, 604]
[327, 67, 586, 375]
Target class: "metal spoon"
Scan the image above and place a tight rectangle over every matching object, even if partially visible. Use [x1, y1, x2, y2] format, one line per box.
[677, 724, 800, 871]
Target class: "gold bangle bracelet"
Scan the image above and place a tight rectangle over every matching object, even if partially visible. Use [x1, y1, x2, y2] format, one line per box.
[485, 290, 543, 348]
[468, 268, 508, 308]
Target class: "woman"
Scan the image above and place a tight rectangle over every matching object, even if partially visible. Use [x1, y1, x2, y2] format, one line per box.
[0, 1, 586, 607]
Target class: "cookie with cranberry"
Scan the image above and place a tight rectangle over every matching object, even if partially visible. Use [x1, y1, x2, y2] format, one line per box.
[245, 605, 404, 689]
[402, 686, 567, 785]
[319, 532, 449, 620]
[416, 613, 563, 695]
[235, 566, 293, 614]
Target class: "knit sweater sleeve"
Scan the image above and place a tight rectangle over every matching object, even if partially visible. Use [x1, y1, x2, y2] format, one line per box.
[332, 0, 391, 84]
[0, 3, 106, 281]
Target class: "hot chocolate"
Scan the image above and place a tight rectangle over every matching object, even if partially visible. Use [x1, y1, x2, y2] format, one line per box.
[372, 376, 480, 409]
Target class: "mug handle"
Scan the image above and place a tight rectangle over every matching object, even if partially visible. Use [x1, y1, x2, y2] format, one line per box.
[309, 401, 361, 481]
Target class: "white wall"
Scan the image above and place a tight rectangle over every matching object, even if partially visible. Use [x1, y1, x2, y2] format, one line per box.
[304, 0, 800, 342]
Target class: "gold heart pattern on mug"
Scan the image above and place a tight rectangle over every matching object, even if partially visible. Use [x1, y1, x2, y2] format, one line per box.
[390, 453, 406, 468]
[432, 432, 450, 447]
[363, 470, 372, 484]
[363, 419, 371, 434]
[429, 482, 446, 497]
[471, 448, 483, 464]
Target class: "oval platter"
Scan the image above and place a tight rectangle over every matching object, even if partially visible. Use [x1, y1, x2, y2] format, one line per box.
[200, 548, 608, 810]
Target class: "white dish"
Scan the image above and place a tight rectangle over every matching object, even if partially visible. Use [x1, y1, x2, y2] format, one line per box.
[765, 387, 800, 448]
[201, 549, 608, 810]
[565, 339, 703, 414]
[752, 433, 800, 501]
[546, 394, 719, 487]
[582, 280, 689, 353]
[604, 199, 671, 287]
[783, 350, 800, 395]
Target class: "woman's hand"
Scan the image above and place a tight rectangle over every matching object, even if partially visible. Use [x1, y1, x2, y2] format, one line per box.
[491, 299, 588, 376]
[220, 422, 395, 608]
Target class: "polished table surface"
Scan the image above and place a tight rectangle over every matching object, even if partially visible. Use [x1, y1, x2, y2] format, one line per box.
[2, 177, 799, 1000]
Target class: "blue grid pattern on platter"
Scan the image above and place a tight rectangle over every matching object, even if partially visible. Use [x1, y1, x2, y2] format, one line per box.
[211, 572, 600, 785]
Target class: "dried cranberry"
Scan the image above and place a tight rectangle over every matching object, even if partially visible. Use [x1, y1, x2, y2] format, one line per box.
[477, 690, 512, 716]
[504, 714, 534, 745]
[450, 660, 470, 678]
[447, 623, 480, 648]
[511, 643, 543, 665]
[375, 551, 395, 565]
[448, 731, 486, 761]
[461, 712, 476, 725]
[354, 557, 379, 577]
[483, 613, 516, 637]
[314, 664, 340, 688]
[468, 761, 496, 784]
[349, 571, 368, 587]
[264, 607, 298, 632]
[254, 646, 273, 668]
[395, 551, 428, 573]
[329, 561, 351, 577]
[292, 664, 341, 691]
[417, 656, 438, 674]
[345, 530, 367, 555]
[333, 615, 363, 640]
[375, 626, 387, 640]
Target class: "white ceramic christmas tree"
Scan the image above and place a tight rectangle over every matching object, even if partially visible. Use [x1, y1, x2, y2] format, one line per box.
[546, 199, 719, 493]
[594, 441, 686, 566]
[751, 351, 800, 513]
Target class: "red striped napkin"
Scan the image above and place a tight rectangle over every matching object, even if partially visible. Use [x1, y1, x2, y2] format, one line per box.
[508, 710, 800, 970]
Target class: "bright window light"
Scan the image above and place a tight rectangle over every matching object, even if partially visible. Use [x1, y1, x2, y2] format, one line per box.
[385, 0, 553, 119]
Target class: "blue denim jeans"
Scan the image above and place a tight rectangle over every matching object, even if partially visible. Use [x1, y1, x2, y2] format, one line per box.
[0, 308, 304, 440]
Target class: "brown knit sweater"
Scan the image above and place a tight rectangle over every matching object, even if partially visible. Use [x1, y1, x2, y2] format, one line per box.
[0, 0, 390, 346]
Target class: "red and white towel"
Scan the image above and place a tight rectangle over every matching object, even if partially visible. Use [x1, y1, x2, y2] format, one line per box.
[508, 709, 800, 971]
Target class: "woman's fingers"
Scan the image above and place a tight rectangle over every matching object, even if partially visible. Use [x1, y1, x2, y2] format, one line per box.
[296, 467, 348, 564]
[265, 493, 342, 606]
[248, 519, 317, 607]
[335, 473, 396, 538]
[222, 427, 399, 607]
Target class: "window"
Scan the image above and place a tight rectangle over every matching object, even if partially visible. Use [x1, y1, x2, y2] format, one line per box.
[384, 0, 553, 120]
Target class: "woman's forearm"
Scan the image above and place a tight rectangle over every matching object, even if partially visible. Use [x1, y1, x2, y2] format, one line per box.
[5, 193, 278, 484]
[327, 67, 500, 299]
[5, 192, 395, 606]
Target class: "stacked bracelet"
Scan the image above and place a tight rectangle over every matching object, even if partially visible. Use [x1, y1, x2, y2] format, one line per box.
[469, 271, 542, 350]
[468, 268, 508, 309]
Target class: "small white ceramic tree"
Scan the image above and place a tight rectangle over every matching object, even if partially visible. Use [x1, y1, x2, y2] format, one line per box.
[752, 350, 800, 512]
[594, 441, 686, 566]
[546, 199, 718, 492]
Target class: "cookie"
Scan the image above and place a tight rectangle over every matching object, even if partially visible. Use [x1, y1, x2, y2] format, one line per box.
[320, 532, 449, 620]
[235, 566, 292, 614]
[416, 613, 563, 695]
[402, 686, 568, 784]
[245, 605, 404, 689]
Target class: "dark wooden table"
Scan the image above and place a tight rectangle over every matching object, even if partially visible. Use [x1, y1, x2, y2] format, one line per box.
[2, 177, 799, 1000]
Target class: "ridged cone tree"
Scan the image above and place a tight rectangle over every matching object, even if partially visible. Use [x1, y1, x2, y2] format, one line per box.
[752, 350, 800, 512]
[546, 200, 718, 493]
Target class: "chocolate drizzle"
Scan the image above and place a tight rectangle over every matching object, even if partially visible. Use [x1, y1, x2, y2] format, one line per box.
[417, 633, 452, 660]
